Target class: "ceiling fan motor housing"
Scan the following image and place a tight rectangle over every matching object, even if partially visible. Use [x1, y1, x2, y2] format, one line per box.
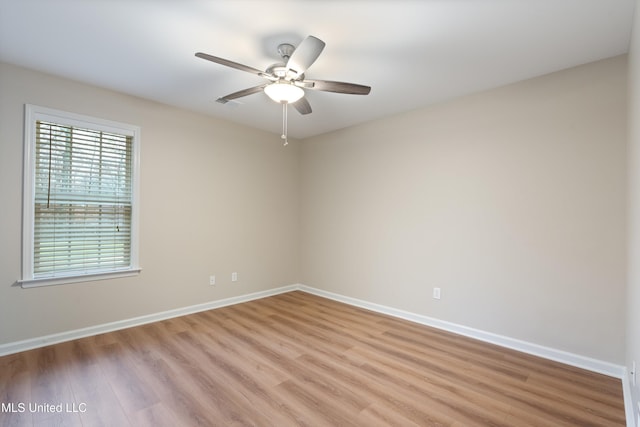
[266, 63, 289, 79]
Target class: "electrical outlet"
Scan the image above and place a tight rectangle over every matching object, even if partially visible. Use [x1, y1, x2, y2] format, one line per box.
[209, 275, 216, 286]
[433, 287, 441, 300]
[231, 272, 238, 282]
[632, 361, 637, 387]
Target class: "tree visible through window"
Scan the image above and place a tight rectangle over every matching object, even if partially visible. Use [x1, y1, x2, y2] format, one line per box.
[22, 105, 140, 287]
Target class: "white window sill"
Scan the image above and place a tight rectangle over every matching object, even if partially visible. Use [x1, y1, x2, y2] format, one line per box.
[19, 268, 142, 289]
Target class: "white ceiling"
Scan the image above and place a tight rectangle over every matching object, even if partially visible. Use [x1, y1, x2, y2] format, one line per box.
[0, 0, 635, 139]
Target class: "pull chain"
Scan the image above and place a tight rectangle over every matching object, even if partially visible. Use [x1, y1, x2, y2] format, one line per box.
[281, 102, 289, 146]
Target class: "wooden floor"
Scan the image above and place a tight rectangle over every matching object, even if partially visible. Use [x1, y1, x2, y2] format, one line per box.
[0, 291, 625, 426]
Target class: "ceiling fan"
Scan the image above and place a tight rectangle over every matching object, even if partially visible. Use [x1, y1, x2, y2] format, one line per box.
[195, 35, 371, 117]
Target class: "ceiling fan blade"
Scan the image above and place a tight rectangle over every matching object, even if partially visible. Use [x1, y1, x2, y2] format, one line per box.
[305, 79, 371, 95]
[293, 97, 312, 115]
[196, 52, 272, 78]
[216, 84, 267, 103]
[286, 36, 325, 79]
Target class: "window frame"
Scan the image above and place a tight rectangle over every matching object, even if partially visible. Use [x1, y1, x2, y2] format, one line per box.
[20, 104, 141, 288]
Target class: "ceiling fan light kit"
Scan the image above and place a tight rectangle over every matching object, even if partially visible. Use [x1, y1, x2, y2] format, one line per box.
[264, 81, 304, 103]
[196, 35, 371, 145]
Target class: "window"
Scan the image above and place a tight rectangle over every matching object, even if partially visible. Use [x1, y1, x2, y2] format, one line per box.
[21, 105, 140, 288]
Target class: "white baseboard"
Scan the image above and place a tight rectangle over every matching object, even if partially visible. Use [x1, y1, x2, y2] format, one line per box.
[622, 368, 638, 427]
[1, 283, 634, 426]
[0, 284, 297, 357]
[0, 282, 626, 376]
[298, 285, 625, 378]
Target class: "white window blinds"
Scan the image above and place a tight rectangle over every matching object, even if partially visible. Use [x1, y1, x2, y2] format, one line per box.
[34, 121, 132, 276]
[22, 105, 140, 287]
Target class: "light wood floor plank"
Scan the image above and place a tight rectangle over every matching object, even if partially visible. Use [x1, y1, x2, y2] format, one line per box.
[0, 291, 625, 426]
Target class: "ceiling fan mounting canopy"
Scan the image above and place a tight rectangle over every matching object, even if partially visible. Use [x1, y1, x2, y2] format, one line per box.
[277, 43, 295, 61]
[195, 35, 371, 116]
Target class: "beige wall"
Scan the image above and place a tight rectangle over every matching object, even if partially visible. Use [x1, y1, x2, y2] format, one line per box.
[300, 55, 628, 364]
[0, 62, 300, 345]
[627, 0, 640, 420]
